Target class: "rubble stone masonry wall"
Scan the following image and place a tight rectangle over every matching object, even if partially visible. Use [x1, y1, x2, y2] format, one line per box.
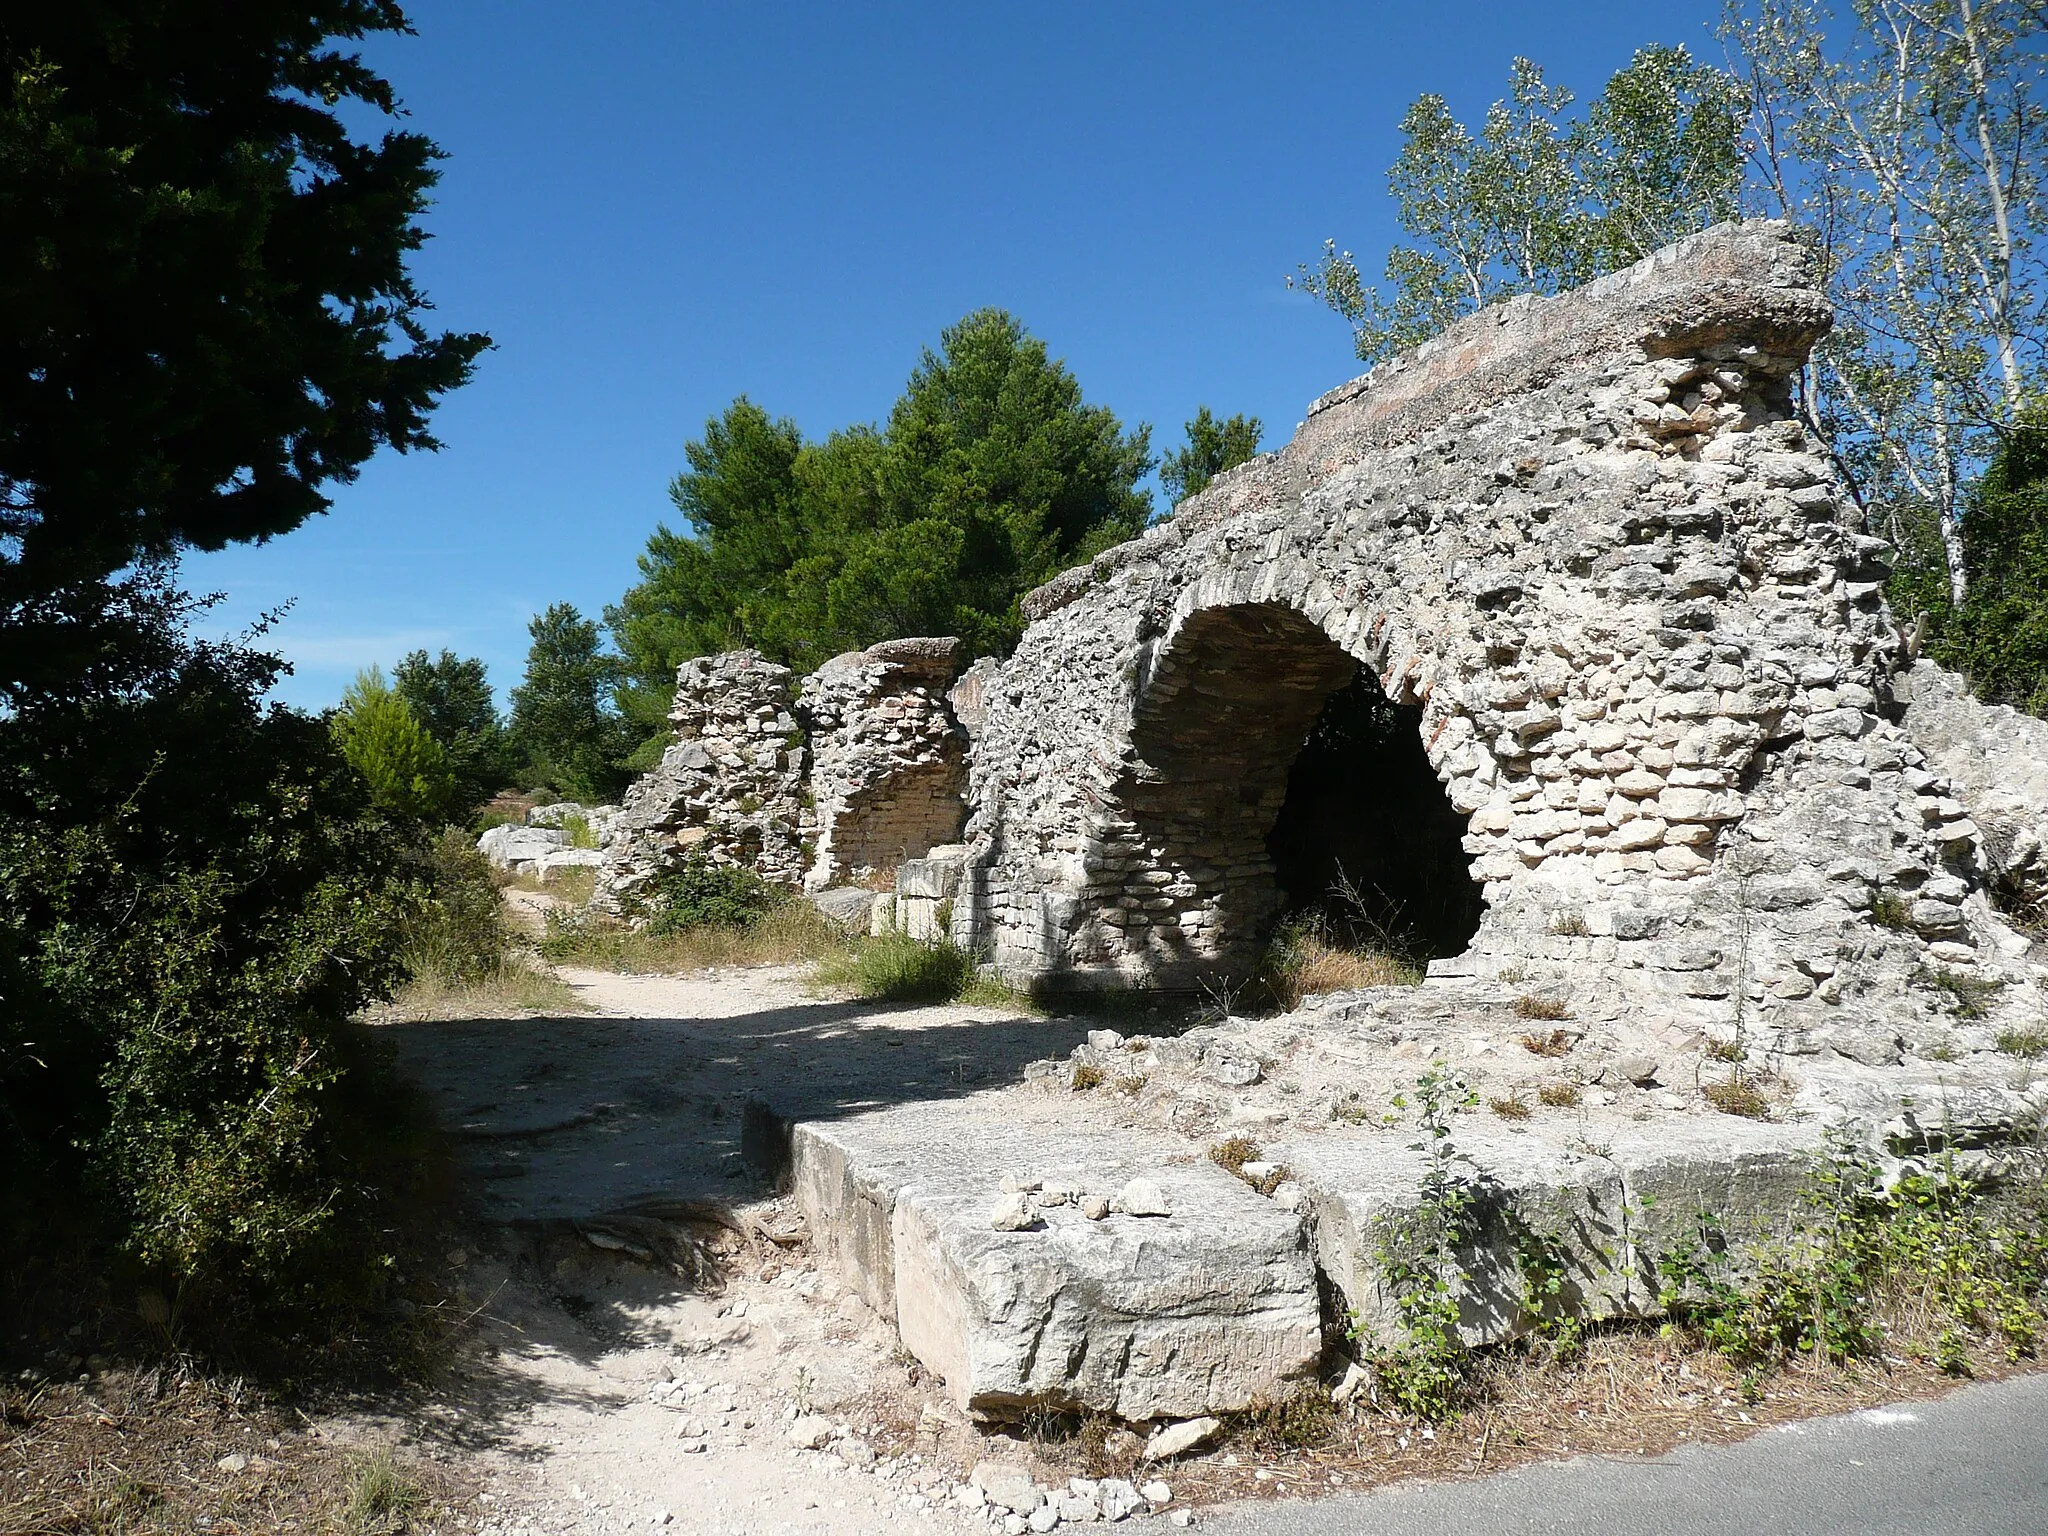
[952, 220, 2045, 1063]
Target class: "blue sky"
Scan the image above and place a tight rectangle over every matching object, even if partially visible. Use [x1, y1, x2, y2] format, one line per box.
[186, 0, 1720, 708]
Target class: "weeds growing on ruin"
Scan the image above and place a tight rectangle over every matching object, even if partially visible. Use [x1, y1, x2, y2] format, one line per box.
[811, 932, 1032, 1009]
[1537, 1081, 1581, 1108]
[1702, 1070, 1772, 1119]
[1870, 890, 1915, 931]
[1070, 1061, 1106, 1091]
[1658, 1135, 2048, 1376]
[1919, 966, 2007, 1020]
[1356, 1059, 1481, 1421]
[1513, 995, 1573, 1022]
[1489, 1093, 1532, 1121]
[1519, 1028, 1574, 1057]
[1997, 1026, 2048, 1059]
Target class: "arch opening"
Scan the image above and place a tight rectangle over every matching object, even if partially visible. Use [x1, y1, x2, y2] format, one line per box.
[1112, 602, 1480, 988]
[1267, 672, 1484, 959]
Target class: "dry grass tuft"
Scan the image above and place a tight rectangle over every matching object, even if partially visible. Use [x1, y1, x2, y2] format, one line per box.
[1070, 1061, 1105, 1091]
[1514, 995, 1574, 1022]
[1260, 916, 1423, 1011]
[1519, 1028, 1574, 1057]
[388, 959, 591, 1020]
[1702, 1073, 1772, 1119]
[1489, 1093, 1532, 1121]
[1538, 1081, 1582, 1108]
[541, 901, 845, 974]
[1208, 1135, 1261, 1176]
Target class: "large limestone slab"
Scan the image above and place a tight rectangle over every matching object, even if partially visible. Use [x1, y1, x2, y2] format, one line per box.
[1281, 1120, 1817, 1348]
[792, 1107, 1320, 1420]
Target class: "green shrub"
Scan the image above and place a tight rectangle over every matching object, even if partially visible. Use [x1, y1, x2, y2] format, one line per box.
[839, 932, 977, 1002]
[399, 828, 512, 987]
[0, 574, 434, 1364]
[645, 856, 787, 933]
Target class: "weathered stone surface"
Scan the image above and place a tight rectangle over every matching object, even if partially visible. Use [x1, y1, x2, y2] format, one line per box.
[1899, 659, 2048, 921]
[477, 823, 564, 872]
[799, 638, 969, 891]
[791, 1110, 1320, 1420]
[1280, 1121, 1814, 1348]
[808, 886, 879, 931]
[944, 219, 2044, 1057]
[593, 651, 807, 912]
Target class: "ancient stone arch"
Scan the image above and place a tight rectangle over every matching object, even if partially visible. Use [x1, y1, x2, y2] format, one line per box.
[951, 220, 2044, 1058]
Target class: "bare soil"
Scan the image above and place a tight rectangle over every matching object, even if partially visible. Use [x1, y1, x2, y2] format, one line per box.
[8, 950, 2042, 1536]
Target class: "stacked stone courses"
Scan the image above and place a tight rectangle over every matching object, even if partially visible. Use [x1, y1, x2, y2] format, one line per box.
[798, 637, 969, 891]
[951, 220, 2045, 1063]
[593, 650, 808, 912]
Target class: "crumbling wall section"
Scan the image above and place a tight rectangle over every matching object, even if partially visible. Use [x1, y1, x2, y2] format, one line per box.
[1900, 659, 2048, 922]
[798, 637, 969, 891]
[592, 651, 807, 913]
[955, 220, 2046, 1064]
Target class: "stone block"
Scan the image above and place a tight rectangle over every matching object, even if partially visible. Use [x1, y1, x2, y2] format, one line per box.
[793, 1106, 1318, 1420]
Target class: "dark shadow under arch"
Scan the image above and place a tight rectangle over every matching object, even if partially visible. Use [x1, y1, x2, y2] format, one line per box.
[1110, 602, 1480, 985]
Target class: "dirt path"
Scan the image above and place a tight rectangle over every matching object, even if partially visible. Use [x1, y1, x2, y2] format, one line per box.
[384, 962, 1143, 1536]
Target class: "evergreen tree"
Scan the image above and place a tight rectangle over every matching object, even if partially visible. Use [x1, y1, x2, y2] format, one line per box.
[1160, 408, 1264, 507]
[607, 310, 1152, 717]
[393, 648, 512, 810]
[0, 3, 487, 702]
[330, 666, 456, 821]
[509, 604, 629, 801]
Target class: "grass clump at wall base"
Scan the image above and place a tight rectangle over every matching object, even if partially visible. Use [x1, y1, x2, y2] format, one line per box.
[1259, 913, 1422, 1011]
[387, 828, 589, 1017]
[813, 932, 1030, 1007]
[540, 901, 842, 974]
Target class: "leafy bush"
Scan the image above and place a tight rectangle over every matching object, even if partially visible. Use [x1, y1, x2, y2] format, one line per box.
[1659, 1141, 2048, 1373]
[400, 828, 513, 987]
[645, 856, 787, 933]
[0, 574, 433, 1362]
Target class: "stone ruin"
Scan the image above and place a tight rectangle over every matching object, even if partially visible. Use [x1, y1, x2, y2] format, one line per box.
[593, 639, 972, 915]
[594, 221, 2048, 1423]
[947, 219, 2047, 1066]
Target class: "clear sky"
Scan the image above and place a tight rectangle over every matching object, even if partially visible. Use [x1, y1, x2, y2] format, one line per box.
[185, 0, 1721, 709]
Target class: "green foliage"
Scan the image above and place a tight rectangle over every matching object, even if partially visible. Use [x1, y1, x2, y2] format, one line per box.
[644, 857, 786, 933]
[1896, 412, 2048, 715]
[508, 603, 632, 802]
[1658, 1138, 2048, 1372]
[1357, 1059, 1482, 1419]
[0, 573, 429, 1356]
[1296, 46, 1744, 364]
[607, 310, 1154, 704]
[393, 649, 514, 812]
[1159, 407, 1264, 507]
[813, 931, 1024, 1007]
[0, 4, 487, 701]
[399, 828, 510, 987]
[1726, 0, 2048, 607]
[344, 1449, 427, 1536]
[331, 667, 458, 822]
